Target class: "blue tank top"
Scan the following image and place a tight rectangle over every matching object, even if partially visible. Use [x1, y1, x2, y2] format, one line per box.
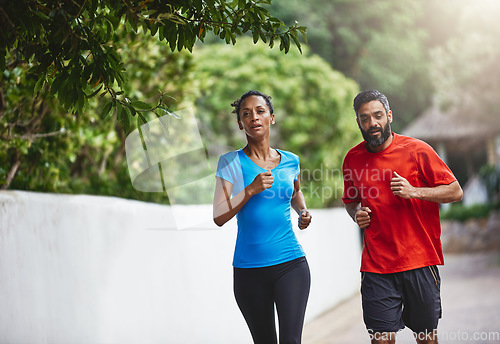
[216, 149, 305, 268]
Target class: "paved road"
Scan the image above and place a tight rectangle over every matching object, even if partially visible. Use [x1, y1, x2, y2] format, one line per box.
[303, 252, 500, 344]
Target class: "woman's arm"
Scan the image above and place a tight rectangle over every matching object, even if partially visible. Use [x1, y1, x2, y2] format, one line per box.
[213, 171, 274, 227]
[291, 178, 312, 230]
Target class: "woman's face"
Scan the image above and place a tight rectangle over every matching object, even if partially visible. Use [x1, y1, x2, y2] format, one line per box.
[238, 95, 275, 139]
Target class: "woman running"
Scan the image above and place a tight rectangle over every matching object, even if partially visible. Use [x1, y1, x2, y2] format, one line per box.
[213, 90, 312, 344]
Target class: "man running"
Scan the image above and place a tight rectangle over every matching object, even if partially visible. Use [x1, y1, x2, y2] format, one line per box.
[342, 90, 463, 344]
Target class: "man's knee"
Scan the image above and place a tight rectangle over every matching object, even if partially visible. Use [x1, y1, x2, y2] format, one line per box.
[369, 331, 396, 344]
[414, 329, 438, 344]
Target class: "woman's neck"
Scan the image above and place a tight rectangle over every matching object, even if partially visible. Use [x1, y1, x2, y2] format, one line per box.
[243, 138, 274, 160]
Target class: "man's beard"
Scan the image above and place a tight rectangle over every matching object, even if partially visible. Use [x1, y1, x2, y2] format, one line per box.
[360, 122, 392, 147]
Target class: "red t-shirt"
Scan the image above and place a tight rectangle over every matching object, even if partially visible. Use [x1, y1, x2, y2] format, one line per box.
[342, 133, 457, 273]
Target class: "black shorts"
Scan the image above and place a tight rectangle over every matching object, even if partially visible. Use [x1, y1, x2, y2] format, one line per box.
[361, 265, 442, 334]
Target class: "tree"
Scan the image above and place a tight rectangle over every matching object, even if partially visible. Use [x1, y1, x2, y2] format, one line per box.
[0, 0, 306, 192]
[193, 38, 361, 207]
[429, 1, 500, 115]
[268, 0, 432, 130]
[0, 0, 306, 120]
[1, 30, 197, 200]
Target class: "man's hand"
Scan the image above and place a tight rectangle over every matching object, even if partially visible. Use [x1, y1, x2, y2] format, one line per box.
[390, 171, 416, 199]
[298, 209, 312, 230]
[355, 207, 372, 229]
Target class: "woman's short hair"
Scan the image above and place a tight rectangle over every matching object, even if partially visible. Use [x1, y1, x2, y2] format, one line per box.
[231, 90, 274, 121]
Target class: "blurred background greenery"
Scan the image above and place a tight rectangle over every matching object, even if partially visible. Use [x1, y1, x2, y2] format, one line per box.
[1, 0, 499, 210]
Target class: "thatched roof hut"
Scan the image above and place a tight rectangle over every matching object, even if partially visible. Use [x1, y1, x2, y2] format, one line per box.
[403, 105, 500, 149]
[403, 104, 500, 204]
[402, 104, 500, 183]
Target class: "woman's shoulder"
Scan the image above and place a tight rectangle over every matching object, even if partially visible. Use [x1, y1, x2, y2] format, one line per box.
[275, 149, 299, 163]
[219, 149, 242, 161]
[216, 150, 244, 172]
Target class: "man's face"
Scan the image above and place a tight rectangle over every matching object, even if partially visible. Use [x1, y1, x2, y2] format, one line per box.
[357, 100, 393, 148]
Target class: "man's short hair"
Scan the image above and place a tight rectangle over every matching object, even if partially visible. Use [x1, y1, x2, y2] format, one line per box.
[353, 90, 390, 116]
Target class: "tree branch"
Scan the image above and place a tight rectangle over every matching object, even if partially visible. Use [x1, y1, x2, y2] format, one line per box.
[12, 128, 66, 140]
[2, 150, 21, 190]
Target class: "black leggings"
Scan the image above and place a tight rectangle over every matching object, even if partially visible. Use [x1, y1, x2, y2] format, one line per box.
[233, 257, 311, 344]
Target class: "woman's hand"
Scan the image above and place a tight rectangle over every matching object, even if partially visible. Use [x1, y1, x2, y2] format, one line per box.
[247, 170, 274, 196]
[298, 209, 312, 230]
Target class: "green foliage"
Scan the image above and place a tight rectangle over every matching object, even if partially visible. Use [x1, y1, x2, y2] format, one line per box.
[193, 38, 361, 207]
[440, 202, 500, 222]
[0, 0, 306, 123]
[268, 0, 432, 130]
[1, 0, 306, 194]
[1, 32, 197, 204]
[429, 2, 500, 118]
[479, 165, 500, 202]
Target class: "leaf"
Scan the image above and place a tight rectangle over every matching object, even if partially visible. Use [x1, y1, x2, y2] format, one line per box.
[127, 104, 137, 117]
[193, 0, 203, 12]
[116, 102, 124, 122]
[122, 106, 131, 133]
[168, 111, 180, 119]
[105, 14, 120, 30]
[33, 9, 50, 21]
[168, 28, 177, 51]
[159, 26, 165, 41]
[50, 75, 64, 96]
[252, 29, 259, 44]
[34, 76, 46, 97]
[115, 71, 126, 88]
[86, 85, 103, 98]
[128, 13, 138, 33]
[158, 105, 180, 118]
[107, 48, 121, 67]
[100, 101, 113, 119]
[58, 80, 70, 108]
[138, 112, 148, 125]
[283, 34, 290, 53]
[259, 32, 267, 44]
[177, 28, 185, 51]
[297, 26, 308, 43]
[141, 21, 148, 34]
[76, 90, 85, 114]
[150, 23, 158, 37]
[229, 0, 239, 9]
[290, 32, 302, 54]
[130, 100, 152, 110]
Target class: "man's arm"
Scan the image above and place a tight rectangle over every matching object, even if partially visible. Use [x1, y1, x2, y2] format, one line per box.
[344, 202, 372, 229]
[391, 171, 463, 203]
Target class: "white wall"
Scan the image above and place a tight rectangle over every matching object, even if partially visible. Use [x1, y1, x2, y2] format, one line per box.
[0, 191, 361, 344]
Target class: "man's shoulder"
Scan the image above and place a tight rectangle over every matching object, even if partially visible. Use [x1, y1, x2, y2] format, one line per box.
[342, 142, 367, 172]
[346, 141, 367, 155]
[394, 133, 435, 152]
